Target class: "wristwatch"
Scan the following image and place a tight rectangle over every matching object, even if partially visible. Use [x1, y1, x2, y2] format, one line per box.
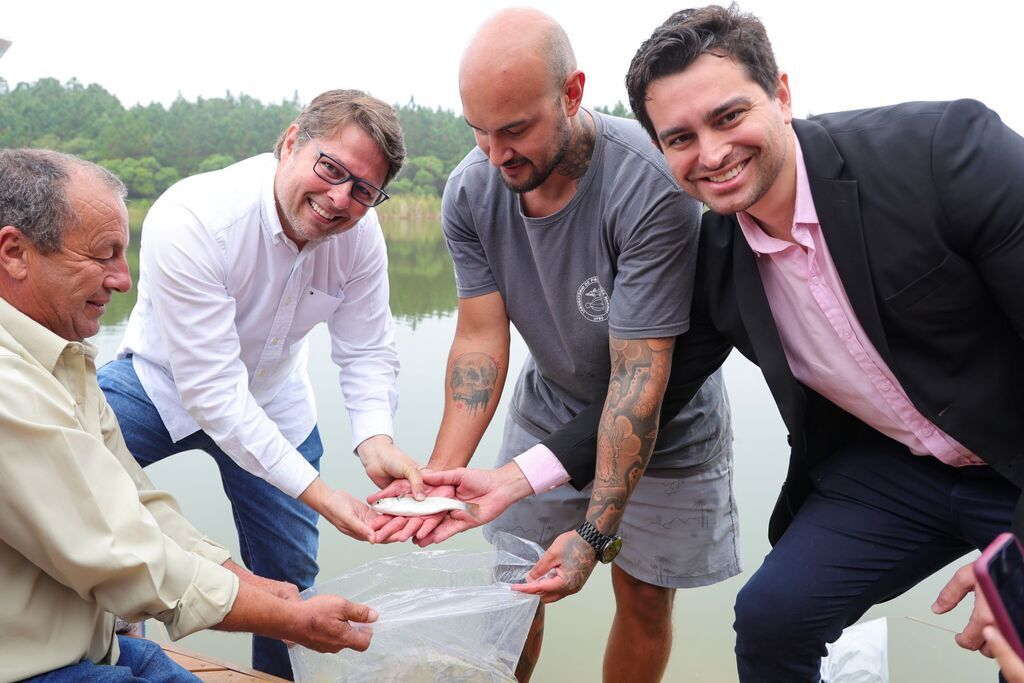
[575, 520, 623, 563]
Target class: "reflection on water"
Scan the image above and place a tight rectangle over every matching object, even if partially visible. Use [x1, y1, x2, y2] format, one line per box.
[91, 219, 993, 681]
[382, 220, 457, 327]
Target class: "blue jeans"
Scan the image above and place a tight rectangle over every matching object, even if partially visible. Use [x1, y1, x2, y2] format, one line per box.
[20, 636, 199, 682]
[733, 430, 1018, 682]
[98, 357, 321, 681]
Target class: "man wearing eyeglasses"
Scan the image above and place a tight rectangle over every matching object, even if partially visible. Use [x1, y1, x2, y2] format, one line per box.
[97, 89, 418, 679]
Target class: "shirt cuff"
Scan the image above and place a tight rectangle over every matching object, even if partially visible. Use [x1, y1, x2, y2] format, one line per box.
[348, 409, 395, 453]
[264, 451, 319, 499]
[163, 557, 239, 640]
[186, 536, 233, 566]
[513, 444, 571, 494]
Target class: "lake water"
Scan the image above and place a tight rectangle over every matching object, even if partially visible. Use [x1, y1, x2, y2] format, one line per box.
[92, 218, 996, 681]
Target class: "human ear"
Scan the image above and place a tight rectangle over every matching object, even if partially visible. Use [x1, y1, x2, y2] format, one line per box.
[0, 226, 30, 281]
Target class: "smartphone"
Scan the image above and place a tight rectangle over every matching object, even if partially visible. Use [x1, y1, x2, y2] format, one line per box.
[974, 531, 1024, 659]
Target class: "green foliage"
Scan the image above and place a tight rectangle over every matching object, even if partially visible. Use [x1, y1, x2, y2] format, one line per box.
[594, 101, 634, 119]
[0, 77, 621, 206]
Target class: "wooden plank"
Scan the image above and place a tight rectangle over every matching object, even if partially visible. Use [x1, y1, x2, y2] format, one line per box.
[159, 641, 288, 682]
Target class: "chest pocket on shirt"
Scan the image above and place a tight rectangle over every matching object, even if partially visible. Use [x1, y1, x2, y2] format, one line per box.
[288, 288, 345, 345]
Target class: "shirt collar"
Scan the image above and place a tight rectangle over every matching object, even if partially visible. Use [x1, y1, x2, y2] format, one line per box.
[260, 154, 288, 245]
[737, 134, 819, 255]
[0, 296, 94, 373]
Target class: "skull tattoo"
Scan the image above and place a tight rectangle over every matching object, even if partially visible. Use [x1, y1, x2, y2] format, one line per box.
[450, 352, 498, 414]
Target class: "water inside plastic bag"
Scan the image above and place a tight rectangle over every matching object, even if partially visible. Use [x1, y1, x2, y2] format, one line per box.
[289, 533, 542, 683]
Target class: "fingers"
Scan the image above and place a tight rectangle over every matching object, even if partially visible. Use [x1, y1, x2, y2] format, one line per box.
[368, 479, 412, 503]
[984, 625, 1024, 678]
[415, 516, 473, 546]
[932, 562, 976, 615]
[413, 512, 447, 541]
[422, 468, 465, 487]
[511, 576, 569, 604]
[525, 552, 559, 583]
[955, 604, 991, 652]
[404, 464, 426, 500]
[342, 600, 378, 624]
[373, 516, 417, 543]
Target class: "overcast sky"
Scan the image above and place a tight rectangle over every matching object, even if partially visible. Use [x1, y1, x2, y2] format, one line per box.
[3, 0, 1022, 132]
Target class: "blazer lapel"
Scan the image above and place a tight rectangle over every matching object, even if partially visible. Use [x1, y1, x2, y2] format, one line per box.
[795, 119, 893, 362]
[731, 224, 805, 432]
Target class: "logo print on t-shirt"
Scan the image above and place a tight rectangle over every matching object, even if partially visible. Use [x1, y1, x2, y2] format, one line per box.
[576, 277, 609, 322]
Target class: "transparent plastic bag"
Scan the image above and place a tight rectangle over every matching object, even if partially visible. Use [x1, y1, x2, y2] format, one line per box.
[289, 533, 542, 683]
[820, 617, 889, 683]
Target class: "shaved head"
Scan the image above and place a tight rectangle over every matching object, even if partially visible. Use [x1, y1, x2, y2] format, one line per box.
[458, 7, 591, 200]
[460, 8, 576, 97]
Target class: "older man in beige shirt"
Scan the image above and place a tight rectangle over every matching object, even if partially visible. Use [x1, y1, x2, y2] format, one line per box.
[0, 148, 378, 682]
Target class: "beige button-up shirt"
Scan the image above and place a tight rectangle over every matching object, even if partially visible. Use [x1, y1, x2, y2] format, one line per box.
[0, 298, 239, 682]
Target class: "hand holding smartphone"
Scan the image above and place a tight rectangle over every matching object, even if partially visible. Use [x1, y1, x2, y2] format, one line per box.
[975, 531, 1024, 659]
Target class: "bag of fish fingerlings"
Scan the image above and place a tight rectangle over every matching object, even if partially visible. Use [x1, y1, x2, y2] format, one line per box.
[289, 533, 542, 683]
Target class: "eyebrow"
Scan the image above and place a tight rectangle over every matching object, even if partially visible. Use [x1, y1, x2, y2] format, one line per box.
[656, 96, 754, 144]
[464, 117, 529, 134]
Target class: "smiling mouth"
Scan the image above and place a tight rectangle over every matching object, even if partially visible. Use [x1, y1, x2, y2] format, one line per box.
[308, 197, 341, 221]
[706, 161, 747, 183]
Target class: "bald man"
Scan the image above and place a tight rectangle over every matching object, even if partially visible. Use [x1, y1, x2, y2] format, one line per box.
[376, 9, 736, 681]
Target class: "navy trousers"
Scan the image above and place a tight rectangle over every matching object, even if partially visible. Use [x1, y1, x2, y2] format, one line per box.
[734, 430, 1018, 682]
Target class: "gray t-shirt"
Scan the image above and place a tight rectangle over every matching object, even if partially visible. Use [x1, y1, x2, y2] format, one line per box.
[442, 112, 728, 470]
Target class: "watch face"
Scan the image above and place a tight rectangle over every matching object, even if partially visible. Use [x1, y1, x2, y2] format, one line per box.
[601, 536, 623, 563]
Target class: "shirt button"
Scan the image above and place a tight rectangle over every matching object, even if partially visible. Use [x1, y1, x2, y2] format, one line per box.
[880, 381, 893, 392]
[271, 338, 280, 345]
[284, 297, 293, 305]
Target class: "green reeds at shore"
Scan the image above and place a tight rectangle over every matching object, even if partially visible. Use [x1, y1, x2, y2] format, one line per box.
[127, 195, 440, 236]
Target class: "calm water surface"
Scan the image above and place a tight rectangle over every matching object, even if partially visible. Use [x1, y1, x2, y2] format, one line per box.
[92, 219, 995, 681]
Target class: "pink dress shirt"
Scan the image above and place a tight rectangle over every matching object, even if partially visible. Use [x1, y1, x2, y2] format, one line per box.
[516, 136, 982, 495]
[736, 137, 981, 467]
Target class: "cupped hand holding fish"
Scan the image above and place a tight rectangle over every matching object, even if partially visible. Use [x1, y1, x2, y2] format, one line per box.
[300, 477, 381, 543]
[367, 476, 457, 543]
[512, 529, 598, 604]
[356, 434, 426, 499]
[407, 462, 537, 547]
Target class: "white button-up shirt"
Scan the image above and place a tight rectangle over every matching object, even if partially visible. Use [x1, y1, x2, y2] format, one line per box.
[119, 154, 399, 498]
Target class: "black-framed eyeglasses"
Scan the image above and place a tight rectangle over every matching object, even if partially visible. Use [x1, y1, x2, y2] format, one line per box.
[304, 131, 389, 208]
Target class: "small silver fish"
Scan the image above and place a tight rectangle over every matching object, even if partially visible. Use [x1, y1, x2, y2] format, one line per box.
[371, 495, 479, 518]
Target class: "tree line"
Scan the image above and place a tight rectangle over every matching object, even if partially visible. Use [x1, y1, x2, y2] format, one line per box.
[0, 77, 632, 201]
[0, 77, 476, 200]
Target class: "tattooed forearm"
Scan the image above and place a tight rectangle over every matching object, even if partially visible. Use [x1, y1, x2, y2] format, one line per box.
[450, 351, 499, 414]
[588, 337, 674, 532]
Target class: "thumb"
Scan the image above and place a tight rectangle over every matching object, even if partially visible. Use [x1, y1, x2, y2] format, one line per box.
[405, 465, 426, 501]
[933, 565, 974, 614]
[343, 600, 378, 624]
[422, 468, 462, 487]
[525, 553, 558, 583]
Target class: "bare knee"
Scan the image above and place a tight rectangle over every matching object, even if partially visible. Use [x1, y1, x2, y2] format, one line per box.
[611, 565, 675, 626]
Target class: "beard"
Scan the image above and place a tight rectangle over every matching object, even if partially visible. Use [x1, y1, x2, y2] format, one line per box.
[498, 117, 573, 194]
[280, 197, 356, 245]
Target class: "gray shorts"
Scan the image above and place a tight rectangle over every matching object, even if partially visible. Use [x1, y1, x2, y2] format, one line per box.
[484, 413, 741, 588]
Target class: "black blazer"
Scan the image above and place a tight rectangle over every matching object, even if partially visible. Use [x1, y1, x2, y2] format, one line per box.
[544, 99, 1024, 543]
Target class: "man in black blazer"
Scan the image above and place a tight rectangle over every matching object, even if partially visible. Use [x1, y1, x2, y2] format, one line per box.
[604, 4, 1024, 680]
